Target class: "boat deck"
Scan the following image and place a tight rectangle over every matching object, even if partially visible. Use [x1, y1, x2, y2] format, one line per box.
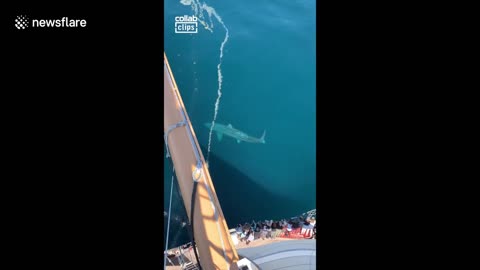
[165, 238, 299, 269]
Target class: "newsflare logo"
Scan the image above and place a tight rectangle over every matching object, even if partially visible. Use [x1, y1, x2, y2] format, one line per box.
[15, 15, 29, 29]
[14, 15, 87, 30]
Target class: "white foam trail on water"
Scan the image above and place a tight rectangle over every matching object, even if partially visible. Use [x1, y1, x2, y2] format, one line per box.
[181, 0, 229, 164]
[207, 16, 229, 163]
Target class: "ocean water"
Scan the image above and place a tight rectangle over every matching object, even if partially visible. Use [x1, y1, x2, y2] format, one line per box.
[164, 0, 316, 248]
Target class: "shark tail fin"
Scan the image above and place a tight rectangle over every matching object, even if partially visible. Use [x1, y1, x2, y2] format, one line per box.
[260, 130, 266, 144]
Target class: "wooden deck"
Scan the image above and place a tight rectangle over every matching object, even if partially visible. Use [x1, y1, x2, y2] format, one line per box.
[164, 53, 239, 270]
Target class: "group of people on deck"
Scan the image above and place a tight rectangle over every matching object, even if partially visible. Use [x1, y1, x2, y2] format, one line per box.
[235, 216, 316, 245]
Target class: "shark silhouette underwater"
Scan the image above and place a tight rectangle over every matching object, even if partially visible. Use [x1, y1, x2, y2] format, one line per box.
[204, 122, 266, 144]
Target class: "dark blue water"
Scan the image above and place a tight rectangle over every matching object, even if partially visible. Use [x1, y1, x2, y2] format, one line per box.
[164, 0, 316, 248]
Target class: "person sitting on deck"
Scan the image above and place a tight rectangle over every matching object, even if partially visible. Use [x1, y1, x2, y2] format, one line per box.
[271, 222, 278, 239]
[284, 222, 293, 237]
[301, 220, 314, 238]
[240, 231, 246, 242]
[236, 224, 243, 240]
[277, 221, 284, 237]
[261, 225, 268, 240]
[251, 220, 257, 231]
[246, 229, 255, 245]
[278, 221, 285, 235]
[267, 225, 272, 238]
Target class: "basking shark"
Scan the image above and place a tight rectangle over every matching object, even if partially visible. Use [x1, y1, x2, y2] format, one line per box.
[204, 122, 266, 144]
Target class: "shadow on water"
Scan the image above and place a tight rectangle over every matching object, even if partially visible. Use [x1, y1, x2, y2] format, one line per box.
[201, 146, 307, 227]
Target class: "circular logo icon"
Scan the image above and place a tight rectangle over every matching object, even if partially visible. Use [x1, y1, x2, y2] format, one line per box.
[15, 15, 29, 30]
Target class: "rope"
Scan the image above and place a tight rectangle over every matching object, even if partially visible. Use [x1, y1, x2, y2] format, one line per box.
[189, 181, 202, 270]
[163, 167, 175, 269]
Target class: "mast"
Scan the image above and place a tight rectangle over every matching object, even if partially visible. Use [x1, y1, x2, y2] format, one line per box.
[164, 53, 239, 270]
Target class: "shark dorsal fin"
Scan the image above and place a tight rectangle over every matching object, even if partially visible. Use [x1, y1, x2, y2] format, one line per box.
[228, 123, 233, 128]
[216, 131, 224, 141]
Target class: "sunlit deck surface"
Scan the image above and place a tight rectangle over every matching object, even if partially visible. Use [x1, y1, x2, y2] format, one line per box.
[165, 238, 315, 270]
[236, 239, 316, 270]
[165, 238, 290, 269]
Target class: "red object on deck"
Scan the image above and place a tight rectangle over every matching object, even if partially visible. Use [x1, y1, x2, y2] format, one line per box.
[301, 228, 313, 239]
[278, 228, 304, 239]
[278, 224, 315, 239]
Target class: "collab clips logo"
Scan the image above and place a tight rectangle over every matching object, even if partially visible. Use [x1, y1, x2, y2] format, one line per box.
[15, 15, 87, 30]
[175, 15, 197, 34]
